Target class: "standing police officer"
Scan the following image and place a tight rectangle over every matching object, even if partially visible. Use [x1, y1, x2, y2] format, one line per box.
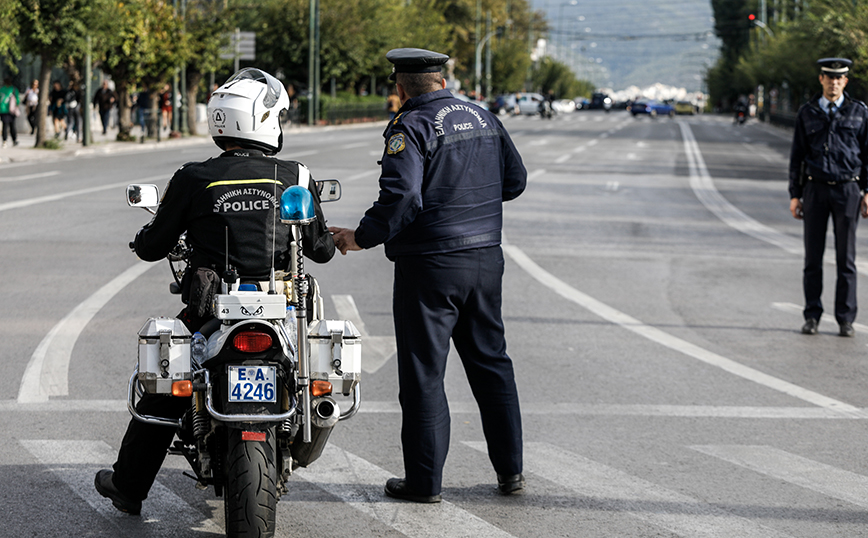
[330, 48, 527, 502]
[790, 58, 868, 337]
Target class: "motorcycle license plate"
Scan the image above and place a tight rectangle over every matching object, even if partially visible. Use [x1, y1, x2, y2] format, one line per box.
[228, 366, 277, 403]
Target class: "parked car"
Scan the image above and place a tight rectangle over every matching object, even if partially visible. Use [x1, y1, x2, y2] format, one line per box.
[515, 93, 546, 115]
[450, 90, 489, 111]
[630, 100, 675, 117]
[675, 101, 698, 115]
[489, 94, 517, 115]
[552, 99, 576, 113]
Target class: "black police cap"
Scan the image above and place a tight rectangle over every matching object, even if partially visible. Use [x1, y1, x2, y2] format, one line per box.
[818, 57, 852, 76]
[387, 48, 449, 81]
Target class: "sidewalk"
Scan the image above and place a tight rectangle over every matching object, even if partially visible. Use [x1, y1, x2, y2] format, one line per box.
[0, 121, 213, 164]
[0, 118, 389, 165]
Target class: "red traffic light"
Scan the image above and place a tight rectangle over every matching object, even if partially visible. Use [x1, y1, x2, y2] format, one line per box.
[748, 13, 756, 20]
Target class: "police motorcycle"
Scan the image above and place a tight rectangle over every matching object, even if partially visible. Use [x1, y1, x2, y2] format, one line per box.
[125, 179, 360, 538]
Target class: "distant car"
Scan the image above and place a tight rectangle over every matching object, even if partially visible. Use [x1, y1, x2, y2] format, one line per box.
[450, 90, 489, 111]
[574, 97, 589, 110]
[516, 93, 546, 115]
[552, 99, 576, 113]
[489, 94, 517, 115]
[675, 101, 697, 115]
[630, 100, 675, 117]
[588, 92, 612, 110]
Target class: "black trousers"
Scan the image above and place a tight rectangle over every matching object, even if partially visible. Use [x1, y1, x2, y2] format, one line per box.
[802, 180, 861, 323]
[393, 246, 523, 496]
[1, 113, 17, 142]
[112, 393, 189, 500]
[111, 307, 209, 501]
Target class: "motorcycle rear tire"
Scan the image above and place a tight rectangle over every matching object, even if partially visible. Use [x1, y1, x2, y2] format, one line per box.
[223, 427, 278, 538]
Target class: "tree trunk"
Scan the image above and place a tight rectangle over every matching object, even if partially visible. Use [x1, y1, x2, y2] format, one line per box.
[186, 70, 203, 136]
[147, 89, 159, 138]
[35, 57, 52, 148]
[116, 81, 134, 141]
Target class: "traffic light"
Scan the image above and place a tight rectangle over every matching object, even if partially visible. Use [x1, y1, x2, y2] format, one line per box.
[748, 13, 756, 20]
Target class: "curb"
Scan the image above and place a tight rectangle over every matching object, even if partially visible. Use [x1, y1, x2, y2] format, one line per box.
[0, 120, 391, 165]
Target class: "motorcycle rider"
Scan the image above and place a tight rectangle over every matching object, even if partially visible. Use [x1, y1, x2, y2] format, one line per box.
[94, 67, 335, 515]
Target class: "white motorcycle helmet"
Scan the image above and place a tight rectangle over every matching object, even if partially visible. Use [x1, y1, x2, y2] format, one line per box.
[208, 67, 289, 155]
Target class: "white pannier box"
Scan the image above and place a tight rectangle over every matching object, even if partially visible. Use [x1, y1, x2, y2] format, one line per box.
[308, 320, 361, 395]
[137, 317, 192, 394]
[214, 291, 286, 320]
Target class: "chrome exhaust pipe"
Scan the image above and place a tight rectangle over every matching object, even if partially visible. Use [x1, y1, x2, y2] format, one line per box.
[290, 396, 339, 468]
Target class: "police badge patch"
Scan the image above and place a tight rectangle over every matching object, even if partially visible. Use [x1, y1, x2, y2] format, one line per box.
[387, 133, 405, 154]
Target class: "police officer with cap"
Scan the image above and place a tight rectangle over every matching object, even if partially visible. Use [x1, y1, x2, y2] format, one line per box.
[330, 48, 527, 502]
[790, 57, 868, 337]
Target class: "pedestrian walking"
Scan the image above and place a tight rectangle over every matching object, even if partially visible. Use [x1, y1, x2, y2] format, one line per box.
[92, 80, 117, 135]
[23, 79, 39, 135]
[0, 77, 20, 148]
[789, 58, 868, 337]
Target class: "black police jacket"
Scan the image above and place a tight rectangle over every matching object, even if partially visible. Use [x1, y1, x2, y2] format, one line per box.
[134, 149, 335, 280]
[354, 89, 527, 259]
[789, 92, 868, 199]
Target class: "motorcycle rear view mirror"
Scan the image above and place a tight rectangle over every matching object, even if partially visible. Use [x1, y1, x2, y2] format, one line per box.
[315, 179, 341, 202]
[127, 184, 160, 209]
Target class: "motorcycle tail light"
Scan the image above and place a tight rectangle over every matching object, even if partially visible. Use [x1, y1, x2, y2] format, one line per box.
[172, 380, 193, 397]
[311, 380, 333, 396]
[233, 331, 273, 353]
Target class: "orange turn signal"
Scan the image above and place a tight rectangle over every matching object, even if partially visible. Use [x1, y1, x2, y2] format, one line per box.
[172, 380, 193, 397]
[311, 380, 333, 397]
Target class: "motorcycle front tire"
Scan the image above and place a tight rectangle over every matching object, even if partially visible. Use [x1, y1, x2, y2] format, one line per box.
[223, 427, 278, 538]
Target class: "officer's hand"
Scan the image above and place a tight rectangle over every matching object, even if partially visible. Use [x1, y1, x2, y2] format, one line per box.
[790, 198, 803, 220]
[328, 226, 362, 255]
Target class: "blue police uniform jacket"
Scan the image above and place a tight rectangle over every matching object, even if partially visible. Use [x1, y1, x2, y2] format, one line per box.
[354, 89, 527, 259]
[789, 92, 868, 199]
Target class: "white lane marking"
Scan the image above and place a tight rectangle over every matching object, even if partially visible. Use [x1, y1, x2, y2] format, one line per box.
[20, 440, 223, 535]
[680, 122, 868, 276]
[331, 294, 396, 373]
[0, 170, 61, 182]
[772, 302, 868, 333]
[0, 176, 165, 212]
[341, 142, 370, 149]
[465, 442, 795, 538]
[296, 444, 517, 538]
[741, 142, 780, 163]
[587, 139, 599, 147]
[691, 445, 868, 510]
[18, 262, 155, 403]
[3, 398, 866, 419]
[680, 123, 801, 255]
[554, 154, 570, 164]
[345, 169, 379, 182]
[605, 181, 620, 192]
[526, 169, 546, 182]
[502, 243, 866, 417]
[528, 139, 548, 146]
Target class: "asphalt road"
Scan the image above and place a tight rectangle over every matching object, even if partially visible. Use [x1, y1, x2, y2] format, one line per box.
[3, 109, 868, 537]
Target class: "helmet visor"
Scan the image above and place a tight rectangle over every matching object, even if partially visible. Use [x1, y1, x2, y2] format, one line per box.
[225, 67, 283, 109]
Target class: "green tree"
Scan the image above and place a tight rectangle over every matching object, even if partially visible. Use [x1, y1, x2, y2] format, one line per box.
[16, 0, 104, 147]
[98, 0, 188, 140]
[0, 0, 21, 68]
[183, 0, 234, 135]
